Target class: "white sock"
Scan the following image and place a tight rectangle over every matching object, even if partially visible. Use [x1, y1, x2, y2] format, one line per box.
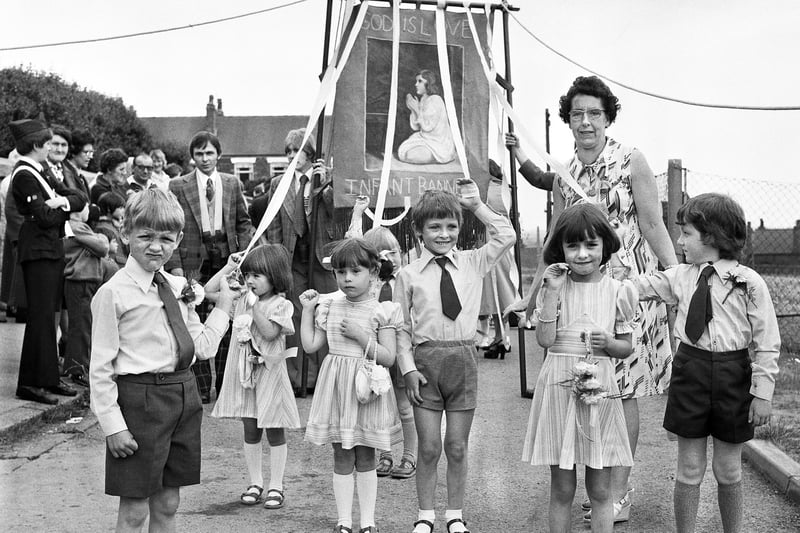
[445, 509, 467, 532]
[356, 469, 378, 528]
[243, 441, 263, 488]
[414, 509, 435, 533]
[332, 472, 354, 529]
[268, 443, 287, 491]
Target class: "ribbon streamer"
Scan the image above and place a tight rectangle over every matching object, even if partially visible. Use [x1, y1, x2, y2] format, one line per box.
[462, 3, 589, 202]
[241, 0, 369, 259]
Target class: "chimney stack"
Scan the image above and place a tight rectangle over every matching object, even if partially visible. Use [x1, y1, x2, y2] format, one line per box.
[205, 95, 217, 134]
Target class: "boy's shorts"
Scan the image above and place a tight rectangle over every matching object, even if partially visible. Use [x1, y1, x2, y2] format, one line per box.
[106, 369, 203, 498]
[663, 343, 754, 444]
[413, 340, 477, 411]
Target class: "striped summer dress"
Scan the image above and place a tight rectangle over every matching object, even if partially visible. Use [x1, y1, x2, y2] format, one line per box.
[522, 276, 636, 470]
[211, 294, 301, 429]
[305, 294, 403, 451]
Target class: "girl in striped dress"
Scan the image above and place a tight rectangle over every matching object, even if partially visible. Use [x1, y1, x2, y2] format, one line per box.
[299, 238, 403, 533]
[522, 204, 636, 533]
[208, 244, 301, 510]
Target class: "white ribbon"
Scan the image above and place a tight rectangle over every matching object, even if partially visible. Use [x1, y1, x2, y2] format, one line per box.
[462, 4, 589, 202]
[371, 0, 401, 226]
[436, 7, 471, 182]
[241, 0, 369, 258]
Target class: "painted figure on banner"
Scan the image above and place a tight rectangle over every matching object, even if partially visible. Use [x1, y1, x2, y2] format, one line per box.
[397, 69, 456, 165]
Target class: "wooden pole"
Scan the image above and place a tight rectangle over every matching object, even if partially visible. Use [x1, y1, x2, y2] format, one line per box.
[298, 0, 335, 398]
[667, 159, 682, 255]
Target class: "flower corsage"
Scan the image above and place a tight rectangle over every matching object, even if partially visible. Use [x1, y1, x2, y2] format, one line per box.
[722, 269, 756, 306]
[180, 280, 205, 307]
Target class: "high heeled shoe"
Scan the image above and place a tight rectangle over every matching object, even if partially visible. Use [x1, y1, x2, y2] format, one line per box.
[583, 487, 633, 523]
[483, 339, 508, 359]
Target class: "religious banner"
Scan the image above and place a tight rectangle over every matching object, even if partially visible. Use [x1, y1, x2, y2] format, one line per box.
[331, 5, 491, 209]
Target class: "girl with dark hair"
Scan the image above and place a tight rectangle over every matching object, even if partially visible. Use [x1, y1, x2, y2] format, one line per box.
[523, 203, 637, 533]
[299, 238, 404, 533]
[208, 245, 301, 510]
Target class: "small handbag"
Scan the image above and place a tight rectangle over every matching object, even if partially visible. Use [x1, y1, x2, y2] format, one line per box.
[354, 338, 392, 404]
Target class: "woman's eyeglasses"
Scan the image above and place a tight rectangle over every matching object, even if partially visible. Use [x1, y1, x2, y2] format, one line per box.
[569, 108, 605, 123]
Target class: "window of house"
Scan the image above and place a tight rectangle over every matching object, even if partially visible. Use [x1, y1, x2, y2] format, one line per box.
[230, 157, 256, 186]
[267, 156, 288, 177]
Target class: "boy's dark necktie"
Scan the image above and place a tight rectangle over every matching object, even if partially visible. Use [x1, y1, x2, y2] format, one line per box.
[435, 257, 461, 320]
[153, 272, 195, 370]
[294, 174, 309, 237]
[378, 278, 393, 302]
[685, 264, 715, 343]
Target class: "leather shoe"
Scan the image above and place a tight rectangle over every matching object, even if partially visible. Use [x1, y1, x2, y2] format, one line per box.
[16, 386, 58, 405]
[48, 380, 78, 397]
[200, 392, 211, 404]
[70, 374, 90, 388]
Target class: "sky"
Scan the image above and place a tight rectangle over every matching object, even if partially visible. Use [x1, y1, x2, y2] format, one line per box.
[1, 0, 798, 233]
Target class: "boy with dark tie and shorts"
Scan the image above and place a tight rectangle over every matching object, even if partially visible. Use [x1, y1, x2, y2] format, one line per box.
[395, 180, 515, 533]
[90, 189, 237, 532]
[636, 193, 780, 533]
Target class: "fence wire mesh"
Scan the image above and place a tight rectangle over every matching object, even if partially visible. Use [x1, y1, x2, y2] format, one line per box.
[656, 169, 800, 351]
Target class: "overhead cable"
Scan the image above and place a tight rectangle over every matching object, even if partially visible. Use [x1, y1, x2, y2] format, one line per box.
[0, 0, 309, 52]
[509, 12, 800, 111]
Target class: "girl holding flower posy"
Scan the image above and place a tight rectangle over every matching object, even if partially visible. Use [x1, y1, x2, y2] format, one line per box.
[522, 203, 637, 533]
[207, 245, 301, 510]
[300, 238, 403, 533]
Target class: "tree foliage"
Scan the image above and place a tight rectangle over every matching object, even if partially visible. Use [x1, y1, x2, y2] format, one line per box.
[0, 67, 152, 170]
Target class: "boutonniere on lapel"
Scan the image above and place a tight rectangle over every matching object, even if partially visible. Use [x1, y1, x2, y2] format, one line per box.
[180, 280, 205, 307]
[722, 269, 756, 307]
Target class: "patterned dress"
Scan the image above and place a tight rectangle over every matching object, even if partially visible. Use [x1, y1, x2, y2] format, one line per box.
[211, 293, 301, 429]
[558, 138, 672, 398]
[305, 294, 403, 451]
[522, 276, 636, 469]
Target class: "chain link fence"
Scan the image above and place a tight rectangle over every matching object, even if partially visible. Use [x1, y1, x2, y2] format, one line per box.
[656, 169, 800, 352]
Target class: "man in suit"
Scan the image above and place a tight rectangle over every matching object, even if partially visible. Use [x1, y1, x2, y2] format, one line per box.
[167, 131, 253, 402]
[267, 128, 337, 392]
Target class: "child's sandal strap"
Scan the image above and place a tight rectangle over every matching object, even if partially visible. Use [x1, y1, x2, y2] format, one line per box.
[446, 518, 470, 533]
[413, 519, 434, 533]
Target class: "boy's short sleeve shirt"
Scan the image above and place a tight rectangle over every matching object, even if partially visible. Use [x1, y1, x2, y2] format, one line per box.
[637, 259, 781, 400]
[395, 204, 515, 375]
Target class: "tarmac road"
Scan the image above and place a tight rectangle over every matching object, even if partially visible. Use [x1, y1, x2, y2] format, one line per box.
[1, 325, 799, 532]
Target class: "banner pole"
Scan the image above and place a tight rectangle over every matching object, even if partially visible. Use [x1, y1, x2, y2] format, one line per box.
[298, 0, 336, 398]
[499, 6, 531, 399]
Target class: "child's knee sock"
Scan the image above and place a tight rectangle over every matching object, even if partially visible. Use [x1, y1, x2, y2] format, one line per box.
[243, 441, 263, 488]
[268, 443, 287, 491]
[356, 469, 377, 528]
[413, 509, 435, 533]
[674, 480, 701, 533]
[717, 480, 743, 533]
[332, 472, 354, 529]
[445, 509, 467, 532]
[401, 418, 418, 462]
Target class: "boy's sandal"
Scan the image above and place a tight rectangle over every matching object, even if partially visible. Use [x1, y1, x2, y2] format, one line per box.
[412, 519, 434, 533]
[332, 526, 353, 533]
[376, 455, 393, 477]
[446, 518, 470, 533]
[390, 457, 416, 479]
[263, 488, 285, 509]
[359, 527, 379, 533]
[239, 484, 263, 505]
